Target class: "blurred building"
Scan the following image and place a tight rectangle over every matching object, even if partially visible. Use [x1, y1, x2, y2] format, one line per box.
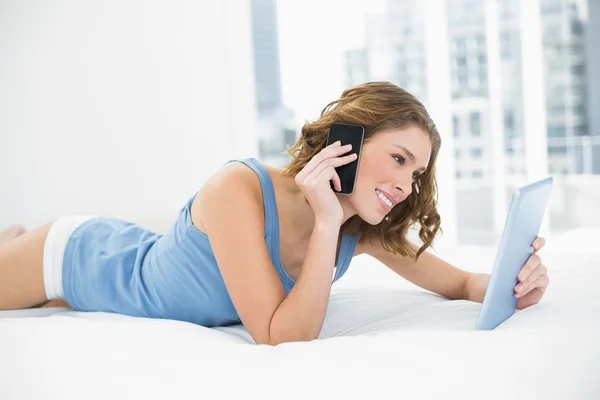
[250, 0, 296, 167]
[587, 0, 600, 144]
[539, 0, 598, 174]
[344, 0, 598, 244]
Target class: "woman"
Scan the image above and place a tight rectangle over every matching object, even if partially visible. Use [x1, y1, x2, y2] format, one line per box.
[0, 81, 549, 345]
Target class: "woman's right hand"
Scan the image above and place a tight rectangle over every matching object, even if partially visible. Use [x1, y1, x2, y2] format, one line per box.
[294, 140, 358, 224]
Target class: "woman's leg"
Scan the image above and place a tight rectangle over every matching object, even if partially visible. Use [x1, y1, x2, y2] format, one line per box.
[0, 222, 54, 309]
[0, 225, 26, 245]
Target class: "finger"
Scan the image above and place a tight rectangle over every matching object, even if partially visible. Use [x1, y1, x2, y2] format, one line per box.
[309, 153, 357, 181]
[515, 284, 544, 310]
[296, 142, 341, 181]
[323, 152, 358, 167]
[517, 253, 541, 282]
[336, 152, 358, 165]
[516, 272, 549, 299]
[325, 143, 353, 160]
[327, 154, 357, 193]
[332, 169, 342, 192]
[303, 143, 352, 177]
[316, 165, 339, 190]
[532, 237, 546, 254]
[515, 264, 547, 297]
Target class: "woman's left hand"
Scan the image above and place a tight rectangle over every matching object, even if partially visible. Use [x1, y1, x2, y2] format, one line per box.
[514, 237, 549, 310]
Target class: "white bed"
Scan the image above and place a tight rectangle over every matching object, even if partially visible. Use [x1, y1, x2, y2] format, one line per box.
[1, 229, 599, 399]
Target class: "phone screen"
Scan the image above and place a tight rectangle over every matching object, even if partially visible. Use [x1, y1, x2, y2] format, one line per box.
[325, 123, 365, 195]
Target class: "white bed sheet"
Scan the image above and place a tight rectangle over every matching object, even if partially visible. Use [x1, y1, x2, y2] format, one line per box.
[1, 230, 599, 399]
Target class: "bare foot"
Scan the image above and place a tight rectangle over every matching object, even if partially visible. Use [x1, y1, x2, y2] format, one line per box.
[0, 224, 26, 247]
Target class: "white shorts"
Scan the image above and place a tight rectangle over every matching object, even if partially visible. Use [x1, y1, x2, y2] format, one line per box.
[43, 215, 96, 301]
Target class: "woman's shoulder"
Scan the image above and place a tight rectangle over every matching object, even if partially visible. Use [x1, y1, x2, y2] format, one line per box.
[190, 161, 265, 234]
[202, 161, 265, 199]
[208, 159, 289, 202]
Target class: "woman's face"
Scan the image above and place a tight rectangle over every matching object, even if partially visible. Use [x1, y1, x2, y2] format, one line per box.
[348, 125, 432, 225]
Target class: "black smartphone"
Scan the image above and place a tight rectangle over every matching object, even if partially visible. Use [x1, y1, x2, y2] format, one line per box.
[325, 123, 365, 195]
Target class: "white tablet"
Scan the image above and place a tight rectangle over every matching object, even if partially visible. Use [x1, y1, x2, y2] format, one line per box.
[475, 176, 554, 330]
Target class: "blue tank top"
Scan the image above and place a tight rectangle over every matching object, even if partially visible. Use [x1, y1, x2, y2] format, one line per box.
[62, 158, 358, 327]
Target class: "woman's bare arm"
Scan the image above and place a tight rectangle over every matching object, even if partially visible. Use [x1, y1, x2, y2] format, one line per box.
[269, 218, 340, 344]
[195, 163, 340, 345]
[364, 240, 471, 301]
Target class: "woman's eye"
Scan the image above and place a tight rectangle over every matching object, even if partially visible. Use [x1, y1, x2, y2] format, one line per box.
[392, 155, 405, 165]
[393, 155, 421, 181]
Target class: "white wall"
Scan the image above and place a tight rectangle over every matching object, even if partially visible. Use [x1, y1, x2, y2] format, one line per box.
[0, 0, 258, 232]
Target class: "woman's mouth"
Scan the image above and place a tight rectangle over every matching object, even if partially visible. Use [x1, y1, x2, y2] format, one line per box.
[375, 189, 393, 213]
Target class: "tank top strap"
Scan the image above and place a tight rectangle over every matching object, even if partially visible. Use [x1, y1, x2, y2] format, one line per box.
[332, 232, 358, 282]
[224, 158, 296, 292]
[223, 158, 279, 240]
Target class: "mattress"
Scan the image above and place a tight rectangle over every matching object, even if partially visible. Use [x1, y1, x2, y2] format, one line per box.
[1, 229, 599, 399]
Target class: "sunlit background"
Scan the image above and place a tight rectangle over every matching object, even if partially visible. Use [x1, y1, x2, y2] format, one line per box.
[1, 0, 598, 248]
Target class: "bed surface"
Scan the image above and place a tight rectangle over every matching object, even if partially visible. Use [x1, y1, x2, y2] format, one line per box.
[1, 229, 599, 399]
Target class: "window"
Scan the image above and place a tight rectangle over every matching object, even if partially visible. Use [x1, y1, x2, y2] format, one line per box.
[571, 20, 583, 35]
[548, 145, 568, 154]
[573, 104, 586, 117]
[504, 108, 514, 131]
[551, 85, 565, 98]
[467, 36, 478, 52]
[455, 37, 466, 52]
[571, 64, 585, 75]
[477, 54, 487, 66]
[572, 85, 585, 96]
[469, 74, 480, 90]
[471, 148, 483, 158]
[547, 126, 566, 138]
[455, 149, 462, 159]
[470, 112, 481, 136]
[472, 170, 483, 178]
[452, 77, 460, 93]
[478, 70, 488, 91]
[575, 124, 588, 136]
[500, 32, 512, 60]
[549, 106, 565, 117]
[453, 115, 460, 137]
[476, 35, 486, 49]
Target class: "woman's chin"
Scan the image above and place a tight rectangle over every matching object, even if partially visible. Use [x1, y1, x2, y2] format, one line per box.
[357, 210, 385, 226]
